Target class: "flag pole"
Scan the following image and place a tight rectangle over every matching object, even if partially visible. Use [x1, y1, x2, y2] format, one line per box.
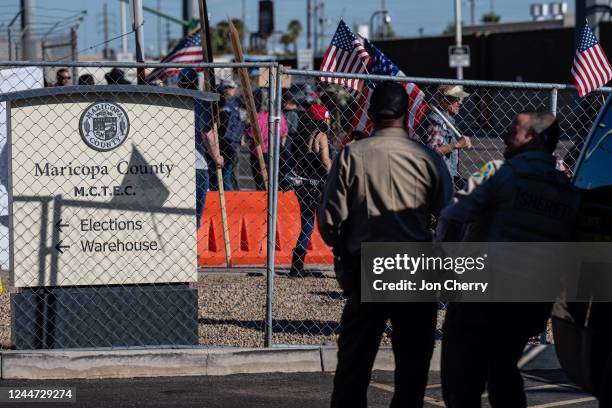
[198, 0, 232, 267]
[228, 19, 269, 190]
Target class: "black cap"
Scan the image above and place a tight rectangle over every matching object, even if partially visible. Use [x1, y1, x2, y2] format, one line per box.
[368, 82, 408, 121]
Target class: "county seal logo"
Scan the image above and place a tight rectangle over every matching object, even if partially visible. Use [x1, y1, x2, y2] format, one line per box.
[79, 102, 129, 152]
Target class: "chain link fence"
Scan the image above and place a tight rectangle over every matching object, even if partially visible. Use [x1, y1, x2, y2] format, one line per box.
[268, 68, 611, 347]
[0, 61, 277, 349]
[0, 61, 607, 350]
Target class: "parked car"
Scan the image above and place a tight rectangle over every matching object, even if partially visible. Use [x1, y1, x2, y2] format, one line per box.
[553, 96, 612, 404]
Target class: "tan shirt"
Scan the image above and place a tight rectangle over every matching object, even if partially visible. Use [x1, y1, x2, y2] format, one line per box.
[317, 127, 453, 254]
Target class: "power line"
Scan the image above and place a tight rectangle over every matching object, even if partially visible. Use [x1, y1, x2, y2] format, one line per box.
[52, 27, 136, 62]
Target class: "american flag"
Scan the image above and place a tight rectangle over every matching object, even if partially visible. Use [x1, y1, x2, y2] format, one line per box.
[145, 28, 206, 83]
[571, 22, 612, 97]
[319, 20, 370, 93]
[347, 38, 427, 140]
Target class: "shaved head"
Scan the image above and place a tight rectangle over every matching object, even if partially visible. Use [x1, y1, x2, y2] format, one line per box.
[504, 112, 559, 158]
[520, 112, 559, 151]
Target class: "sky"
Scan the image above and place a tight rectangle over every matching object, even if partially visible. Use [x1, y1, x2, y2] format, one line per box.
[0, 0, 576, 59]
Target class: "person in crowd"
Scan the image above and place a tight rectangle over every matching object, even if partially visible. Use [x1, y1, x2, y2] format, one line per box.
[55, 68, 71, 86]
[77, 74, 95, 86]
[284, 94, 301, 139]
[318, 82, 453, 407]
[104, 68, 131, 85]
[436, 112, 581, 408]
[209, 78, 244, 191]
[246, 88, 288, 190]
[424, 85, 472, 189]
[289, 103, 332, 277]
[280, 94, 304, 189]
[177, 68, 223, 229]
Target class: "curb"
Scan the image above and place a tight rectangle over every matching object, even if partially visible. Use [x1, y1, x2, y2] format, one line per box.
[0, 343, 559, 380]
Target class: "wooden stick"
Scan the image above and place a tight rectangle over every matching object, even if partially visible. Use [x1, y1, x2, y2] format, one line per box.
[228, 19, 268, 190]
[198, 0, 232, 267]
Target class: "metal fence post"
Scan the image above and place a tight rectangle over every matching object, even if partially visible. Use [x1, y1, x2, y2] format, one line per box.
[550, 87, 558, 117]
[271, 64, 283, 345]
[264, 64, 281, 347]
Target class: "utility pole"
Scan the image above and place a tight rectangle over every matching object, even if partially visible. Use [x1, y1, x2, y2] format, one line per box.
[454, 0, 463, 79]
[182, 0, 197, 36]
[242, 0, 247, 45]
[130, 0, 146, 83]
[182, 0, 189, 36]
[576, 0, 586, 46]
[7, 11, 21, 61]
[313, 1, 318, 55]
[306, 0, 312, 49]
[120, 0, 128, 54]
[70, 26, 77, 85]
[165, 20, 171, 53]
[21, 0, 37, 60]
[469, 0, 475, 25]
[381, 0, 386, 39]
[8, 28, 12, 60]
[157, 0, 162, 58]
[102, 3, 110, 59]
[319, 2, 325, 52]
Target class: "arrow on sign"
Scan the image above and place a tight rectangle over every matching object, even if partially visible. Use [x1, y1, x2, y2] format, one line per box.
[55, 219, 69, 232]
[55, 240, 70, 254]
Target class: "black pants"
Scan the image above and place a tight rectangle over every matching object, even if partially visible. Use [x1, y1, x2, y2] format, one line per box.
[331, 296, 438, 408]
[600, 352, 612, 407]
[441, 303, 552, 408]
[207, 141, 238, 191]
[250, 153, 269, 190]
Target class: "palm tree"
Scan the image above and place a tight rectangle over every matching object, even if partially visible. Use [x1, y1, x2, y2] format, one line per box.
[287, 19, 302, 54]
[481, 12, 501, 23]
[212, 19, 245, 55]
[280, 33, 292, 54]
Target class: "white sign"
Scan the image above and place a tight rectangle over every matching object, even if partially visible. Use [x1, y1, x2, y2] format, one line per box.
[10, 99, 197, 287]
[297, 48, 314, 71]
[449, 45, 470, 68]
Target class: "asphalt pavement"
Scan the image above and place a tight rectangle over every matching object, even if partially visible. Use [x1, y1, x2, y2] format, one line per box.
[0, 369, 597, 408]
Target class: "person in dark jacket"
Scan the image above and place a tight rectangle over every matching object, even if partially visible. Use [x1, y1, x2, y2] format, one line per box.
[78, 74, 95, 86]
[209, 78, 244, 191]
[105, 68, 131, 85]
[436, 112, 581, 408]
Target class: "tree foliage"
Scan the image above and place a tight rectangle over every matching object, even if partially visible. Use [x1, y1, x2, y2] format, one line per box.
[211, 19, 245, 55]
[443, 22, 456, 35]
[285, 19, 302, 54]
[481, 12, 501, 23]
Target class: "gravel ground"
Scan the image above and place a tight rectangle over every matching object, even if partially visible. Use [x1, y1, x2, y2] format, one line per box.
[198, 273, 445, 347]
[0, 271, 9, 348]
[198, 273, 346, 347]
